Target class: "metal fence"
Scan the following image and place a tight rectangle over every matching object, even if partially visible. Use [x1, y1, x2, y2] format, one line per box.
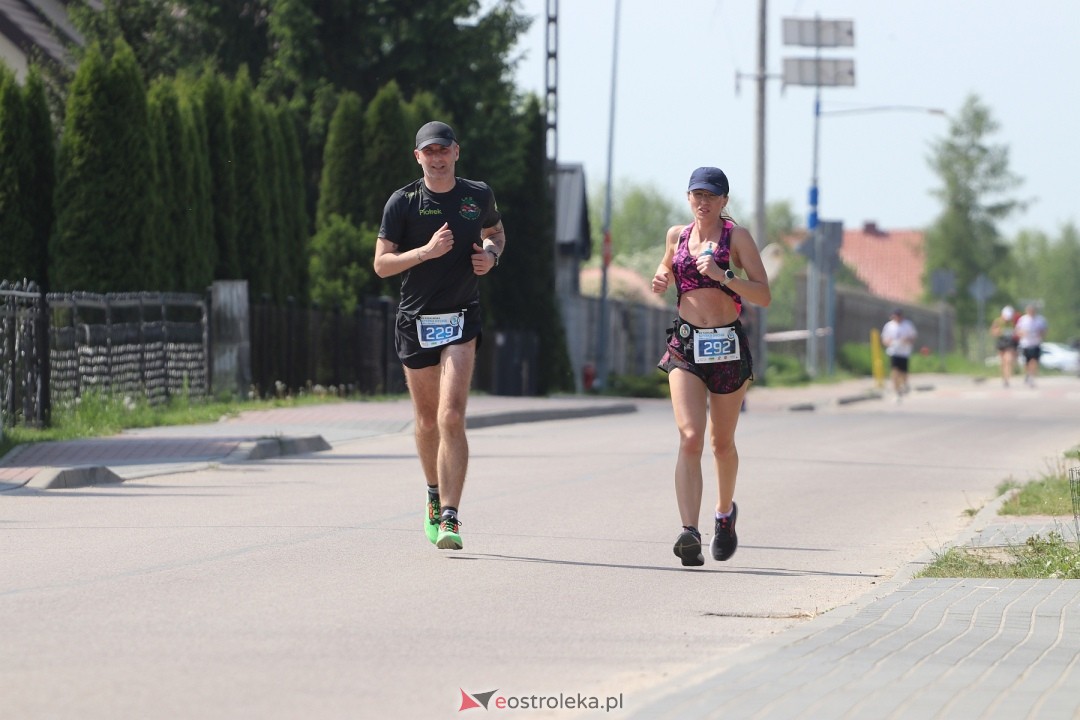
[2, 281, 544, 429]
[49, 291, 209, 406]
[0, 282, 208, 428]
[249, 296, 404, 398]
[0, 281, 49, 428]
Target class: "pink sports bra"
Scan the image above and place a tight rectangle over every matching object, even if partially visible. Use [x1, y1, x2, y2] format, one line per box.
[671, 220, 742, 311]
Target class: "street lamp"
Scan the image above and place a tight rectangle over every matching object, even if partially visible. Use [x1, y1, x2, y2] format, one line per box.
[819, 105, 946, 118]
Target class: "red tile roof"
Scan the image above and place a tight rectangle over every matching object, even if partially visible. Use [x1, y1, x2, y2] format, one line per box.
[840, 224, 926, 304]
[784, 222, 927, 305]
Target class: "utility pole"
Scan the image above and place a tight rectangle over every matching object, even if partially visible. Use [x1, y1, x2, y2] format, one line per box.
[736, 1, 777, 382]
[752, 0, 769, 381]
[782, 17, 855, 377]
[596, 0, 621, 391]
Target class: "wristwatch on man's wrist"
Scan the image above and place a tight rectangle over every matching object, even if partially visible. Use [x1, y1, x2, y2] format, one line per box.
[486, 248, 500, 267]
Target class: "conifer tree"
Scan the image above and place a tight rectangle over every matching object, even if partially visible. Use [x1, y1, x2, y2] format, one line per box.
[53, 41, 153, 291]
[315, 91, 364, 229]
[261, 97, 291, 301]
[361, 81, 414, 224]
[276, 105, 310, 301]
[23, 68, 56, 288]
[180, 85, 216, 291]
[228, 68, 273, 299]
[487, 97, 572, 393]
[196, 67, 241, 280]
[147, 77, 184, 290]
[0, 66, 33, 282]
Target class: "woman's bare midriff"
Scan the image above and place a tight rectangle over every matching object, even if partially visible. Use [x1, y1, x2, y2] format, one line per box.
[678, 288, 739, 327]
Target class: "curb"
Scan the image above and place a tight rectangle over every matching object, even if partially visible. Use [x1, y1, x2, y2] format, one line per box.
[29, 465, 125, 490]
[465, 402, 637, 429]
[21, 434, 334, 491]
[789, 391, 883, 412]
[227, 435, 333, 462]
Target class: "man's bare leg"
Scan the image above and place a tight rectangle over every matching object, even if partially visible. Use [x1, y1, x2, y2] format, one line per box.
[405, 340, 476, 549]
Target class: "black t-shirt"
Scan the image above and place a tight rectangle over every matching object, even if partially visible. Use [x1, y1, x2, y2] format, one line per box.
[379, 177, 501, 317]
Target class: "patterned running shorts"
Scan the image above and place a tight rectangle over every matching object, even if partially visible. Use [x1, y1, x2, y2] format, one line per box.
[657, 317, 754, 395]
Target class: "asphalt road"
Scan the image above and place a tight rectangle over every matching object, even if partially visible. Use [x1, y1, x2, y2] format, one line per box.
[2, 376, 1078, 719]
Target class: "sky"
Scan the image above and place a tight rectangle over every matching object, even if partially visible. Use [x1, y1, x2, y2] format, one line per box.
[498, 0, 1080, 240]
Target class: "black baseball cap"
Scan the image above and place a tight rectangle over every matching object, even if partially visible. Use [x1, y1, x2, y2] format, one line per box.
[687, 167, 730, 196]
[415, 121, 457, 150]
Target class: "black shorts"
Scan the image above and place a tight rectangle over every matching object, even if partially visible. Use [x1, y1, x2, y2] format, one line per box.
[657, 318, 753, 395]
[995, 336, 1018, 352]
[889, 355, 910, 372]
[395, 305, 483, 369]
[1021, 345, 1042, 363]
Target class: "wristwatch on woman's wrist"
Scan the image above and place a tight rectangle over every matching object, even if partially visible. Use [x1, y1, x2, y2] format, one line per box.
[720, 268, 735, 286]
[486, 248, 500, 267]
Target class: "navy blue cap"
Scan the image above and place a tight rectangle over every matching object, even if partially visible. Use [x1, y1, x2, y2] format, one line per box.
[687, 167, 729, 196]
[415, 121, 457, 150]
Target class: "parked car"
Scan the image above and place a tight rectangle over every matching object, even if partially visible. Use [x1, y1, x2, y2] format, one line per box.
[1038, 342, 1080, 373]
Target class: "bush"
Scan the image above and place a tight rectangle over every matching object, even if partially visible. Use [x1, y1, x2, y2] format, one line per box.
[763, 352, 810, 386]
[604, 371, 670, 398]
[308, 214, 374, 314]
[839, 342, 874, 376]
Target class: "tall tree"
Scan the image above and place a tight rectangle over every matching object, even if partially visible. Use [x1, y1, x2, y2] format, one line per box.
[147, 78, 179, 289]
[228, 68, 273, 299]
[196, 67, 241, 280]
[70, 0, 269, 81]
[1012, 224, 1080, 343]
[260, 0, 322, 101]
[262, 98, 291, 300]
[23, 68, 56, 287]
[924, 94, 1024, 332]
[52, 41, 154, 291]
[148, 77, 191, 290]
[403, 91, 443, 139]
[180, 84, 216, 291]
[487, 96, 573, 393]
[0, 66, 33, 282]
[315, 91, 365, 229]
[277, 106, 311, 301]
[361, 81, 414, 224]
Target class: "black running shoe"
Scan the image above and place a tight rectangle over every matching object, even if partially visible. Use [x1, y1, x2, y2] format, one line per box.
[711, 502, 738, 561]
[673, 527, 704, 567]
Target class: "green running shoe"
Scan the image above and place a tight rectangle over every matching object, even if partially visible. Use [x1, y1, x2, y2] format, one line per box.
[436, 514, 463, 550]
[425, 492, 441, 544]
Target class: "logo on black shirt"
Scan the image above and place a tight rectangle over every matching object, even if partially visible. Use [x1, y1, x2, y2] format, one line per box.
[459, 197, 481, 220]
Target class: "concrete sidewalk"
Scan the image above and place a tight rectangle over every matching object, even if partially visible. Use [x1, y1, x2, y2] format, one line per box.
[0, 394, 639, 491]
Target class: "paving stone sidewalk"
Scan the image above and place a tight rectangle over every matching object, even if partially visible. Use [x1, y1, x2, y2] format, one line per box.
[630, 489, 1080, 720]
